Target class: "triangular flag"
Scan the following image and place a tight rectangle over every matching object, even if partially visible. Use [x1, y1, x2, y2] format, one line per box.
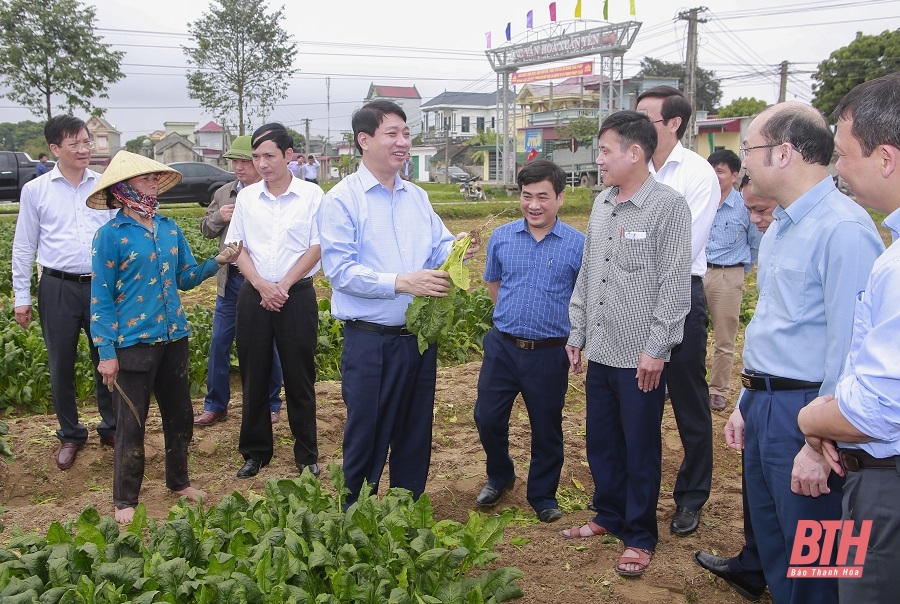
[486, 31, 491, 49]
[630, 0, 636, 16]
[549, 1, 557, 21]
[603, 0, 608, 20]
[575, 0, 582, 18]
[527, 10, 533, 29]
[505, 22, 511, 41]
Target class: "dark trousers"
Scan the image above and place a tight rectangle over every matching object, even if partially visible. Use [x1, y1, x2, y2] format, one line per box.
[742, 386, 842, 604]
[727, 452, 767, 590]
[474, 328, 568, 512]
[38, 273, 115, 443]
[839, 463, 900, 602]
[204, 270, 282, 414]
[236, 280, 318, 466]
[113, 338, 193, 509]
[340, 327, 437, 506]
[586, 361, 665, 552]
[666, 277, 713, 509]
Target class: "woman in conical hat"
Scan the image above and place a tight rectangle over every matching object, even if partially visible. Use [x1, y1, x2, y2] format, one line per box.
[87, 150, 242, 524]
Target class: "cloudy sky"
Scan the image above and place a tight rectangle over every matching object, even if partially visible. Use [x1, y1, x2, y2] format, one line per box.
[2, 0, 897, 143]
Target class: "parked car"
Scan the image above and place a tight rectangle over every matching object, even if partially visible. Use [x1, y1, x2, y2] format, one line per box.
[0, 151, 55, 202]
[157, 162, 235, 206]
[431, 166, 470, 184]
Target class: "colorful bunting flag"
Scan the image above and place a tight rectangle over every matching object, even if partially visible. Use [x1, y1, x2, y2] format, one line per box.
[486, 31, 491, 49]
[575, 0, 582, 18]
[603, 0, 608, 20]
[549, 1, 557, 21]
[630, 0, 636, 16]
[527, 10, 533, 28]
[505, 22, 511, 41]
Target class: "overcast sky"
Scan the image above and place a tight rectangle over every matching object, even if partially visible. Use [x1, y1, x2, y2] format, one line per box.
[2, 0, 897, 142]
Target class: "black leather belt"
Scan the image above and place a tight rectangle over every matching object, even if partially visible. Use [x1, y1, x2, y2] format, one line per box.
[500, 330, 567, 350]
[839, 449, 899, 472]
[228, 264, 242, 276]
[691, 275, 703, 283]
[344, 320, 413, 336]
[707, 262, 743, 269]
[740, 372, 822, 391]
[43, 267, 92, 283]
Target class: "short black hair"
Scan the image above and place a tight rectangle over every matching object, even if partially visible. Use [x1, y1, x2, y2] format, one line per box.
[599, 110, 657, 161]
[352, 100, 407, 154]
[38, 153, 48, 160]
[44, 115, 89, 147]
[708, 149, 741, 174]
[251, 122, 293, 155]
[738, 174, 751, 191]
[758, 104, 833, 166]
[636, 85, 692, 140]
[833, 73, 900, 157]
[517, 160, 567, 195]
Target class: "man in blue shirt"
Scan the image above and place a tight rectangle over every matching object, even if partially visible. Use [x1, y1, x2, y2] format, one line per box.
[473, 160, 584, 522]
[318, 100, 478, 507]
[704, 150, 761, 412]
[798, 72, 900, 602]
[725, 102, 884, 604]
[35, 153, 50, 176]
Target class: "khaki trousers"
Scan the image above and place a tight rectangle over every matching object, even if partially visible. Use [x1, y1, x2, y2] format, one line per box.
[703, 265, 745, 397]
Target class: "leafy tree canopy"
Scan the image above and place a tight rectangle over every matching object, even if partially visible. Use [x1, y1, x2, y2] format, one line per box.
[0, 0, 124, 120]
[556, 117, 599, 142]
[125, 136, 149, 154]
[184, 0, 298, 136]
[639, 57, 722, 112]
[717, 97, 768, 119]
[811, 29, 900, 122]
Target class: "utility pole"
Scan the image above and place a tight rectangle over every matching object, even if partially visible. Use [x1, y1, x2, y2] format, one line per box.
[778, 61, 789, 103]
[302, 118, 311, 155]
[678, 6, 708, 152]
[326, 77, 331, 181]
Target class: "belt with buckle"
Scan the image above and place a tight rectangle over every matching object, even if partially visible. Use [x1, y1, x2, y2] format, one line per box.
[839, 448, 899, 472]
[500, 331, 567, 350]
[344, 320, 413, 336]
[707, 262, 743, 269]
[740, 372, 822, 391]
[228, 263, 242, 276]
[43, 267, 92, 283]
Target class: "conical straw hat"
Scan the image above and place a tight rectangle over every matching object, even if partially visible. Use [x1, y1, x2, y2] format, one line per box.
[86, 150, 182, 209]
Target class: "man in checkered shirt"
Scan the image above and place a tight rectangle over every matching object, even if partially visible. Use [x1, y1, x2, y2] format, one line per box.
[562, 110, 691, 578]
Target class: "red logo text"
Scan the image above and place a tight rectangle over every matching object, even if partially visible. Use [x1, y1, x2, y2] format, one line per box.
[787, 520, 871, 578]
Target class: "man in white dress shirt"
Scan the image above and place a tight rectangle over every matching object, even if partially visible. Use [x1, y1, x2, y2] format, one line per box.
[12, 115, 117, 470]
[225, 122, 323, 480]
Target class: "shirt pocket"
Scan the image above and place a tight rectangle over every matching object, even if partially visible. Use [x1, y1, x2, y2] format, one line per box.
[719, 221, 742, 245]
[285, 220, 313, 252]
[615, 237, 651, 273]
[767, 267, 806, 323]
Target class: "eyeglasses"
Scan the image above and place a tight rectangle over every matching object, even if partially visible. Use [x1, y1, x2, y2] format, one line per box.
[739, 143, 779, 160]
[650, 118, 665, 125]
[61, 140, 95, 152]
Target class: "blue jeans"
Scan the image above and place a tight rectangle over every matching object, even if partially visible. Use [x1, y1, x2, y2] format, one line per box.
[203, 271, 282, 413]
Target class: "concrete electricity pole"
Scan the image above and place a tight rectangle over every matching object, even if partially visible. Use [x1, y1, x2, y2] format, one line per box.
[779, 61, 790, 103]
[678, 6, 708, 152]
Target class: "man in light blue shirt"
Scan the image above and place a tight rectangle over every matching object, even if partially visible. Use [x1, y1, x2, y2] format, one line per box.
[725, 102, 884, 604]
[798, 72, 900, 602]
[704, 149, 761, 412]
[318, 100, 477, 507]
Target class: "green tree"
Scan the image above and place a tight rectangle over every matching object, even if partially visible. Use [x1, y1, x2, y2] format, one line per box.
[125, 135, 149, 154]
[0, 120, 44, 152]
[639, 57, 722, 111]
[287, 128, 306, 153]
[556, 116, 599, 142]
[717, 97, 767, 118]
[811, 29, 900, 122]
[0, 0, 124, 119]
[184, 0, 298, 136]
[464, 129, 498, 164]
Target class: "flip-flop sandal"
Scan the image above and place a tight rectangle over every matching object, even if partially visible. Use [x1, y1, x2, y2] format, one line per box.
[559, 520, 608, 539]
[615, 547, 653, 577]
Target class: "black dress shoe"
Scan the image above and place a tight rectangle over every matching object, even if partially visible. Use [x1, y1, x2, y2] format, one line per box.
[236, 459, 267, 478]
[694, 551, 766, 601]
[671, 506, 701, 536]
[537, 508, 563, 523]
[298, 463, 320, 477]
[475, 477, 515, 507]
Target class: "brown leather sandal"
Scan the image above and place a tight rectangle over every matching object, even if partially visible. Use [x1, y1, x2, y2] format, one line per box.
[559, 520, 608, 540]
[615, 546, 653, 577]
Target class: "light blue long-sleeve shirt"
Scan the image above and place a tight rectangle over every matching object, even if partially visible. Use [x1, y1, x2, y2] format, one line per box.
[317, 162, 455, 326]
[837, 208, 900, 457]
[742, 177, 884, 396]
[706, 188, 761, 272]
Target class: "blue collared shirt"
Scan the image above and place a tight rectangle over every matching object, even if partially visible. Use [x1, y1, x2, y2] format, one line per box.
[90, 211, 219, 360]
[706, 188, 761, 272]
[484, 218, 584, 339]
[742, 177, 884, 395]
[836, 208, 900, 456]
[318, 162, 455, 326]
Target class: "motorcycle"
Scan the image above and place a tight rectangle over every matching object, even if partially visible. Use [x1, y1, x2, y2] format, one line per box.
[459, 177, 486, 201]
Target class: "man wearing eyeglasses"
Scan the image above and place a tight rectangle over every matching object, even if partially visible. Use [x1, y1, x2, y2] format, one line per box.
[725, 102, 883, 604]
[12, 115, 117, 471]
[635, 85, 719, 538]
